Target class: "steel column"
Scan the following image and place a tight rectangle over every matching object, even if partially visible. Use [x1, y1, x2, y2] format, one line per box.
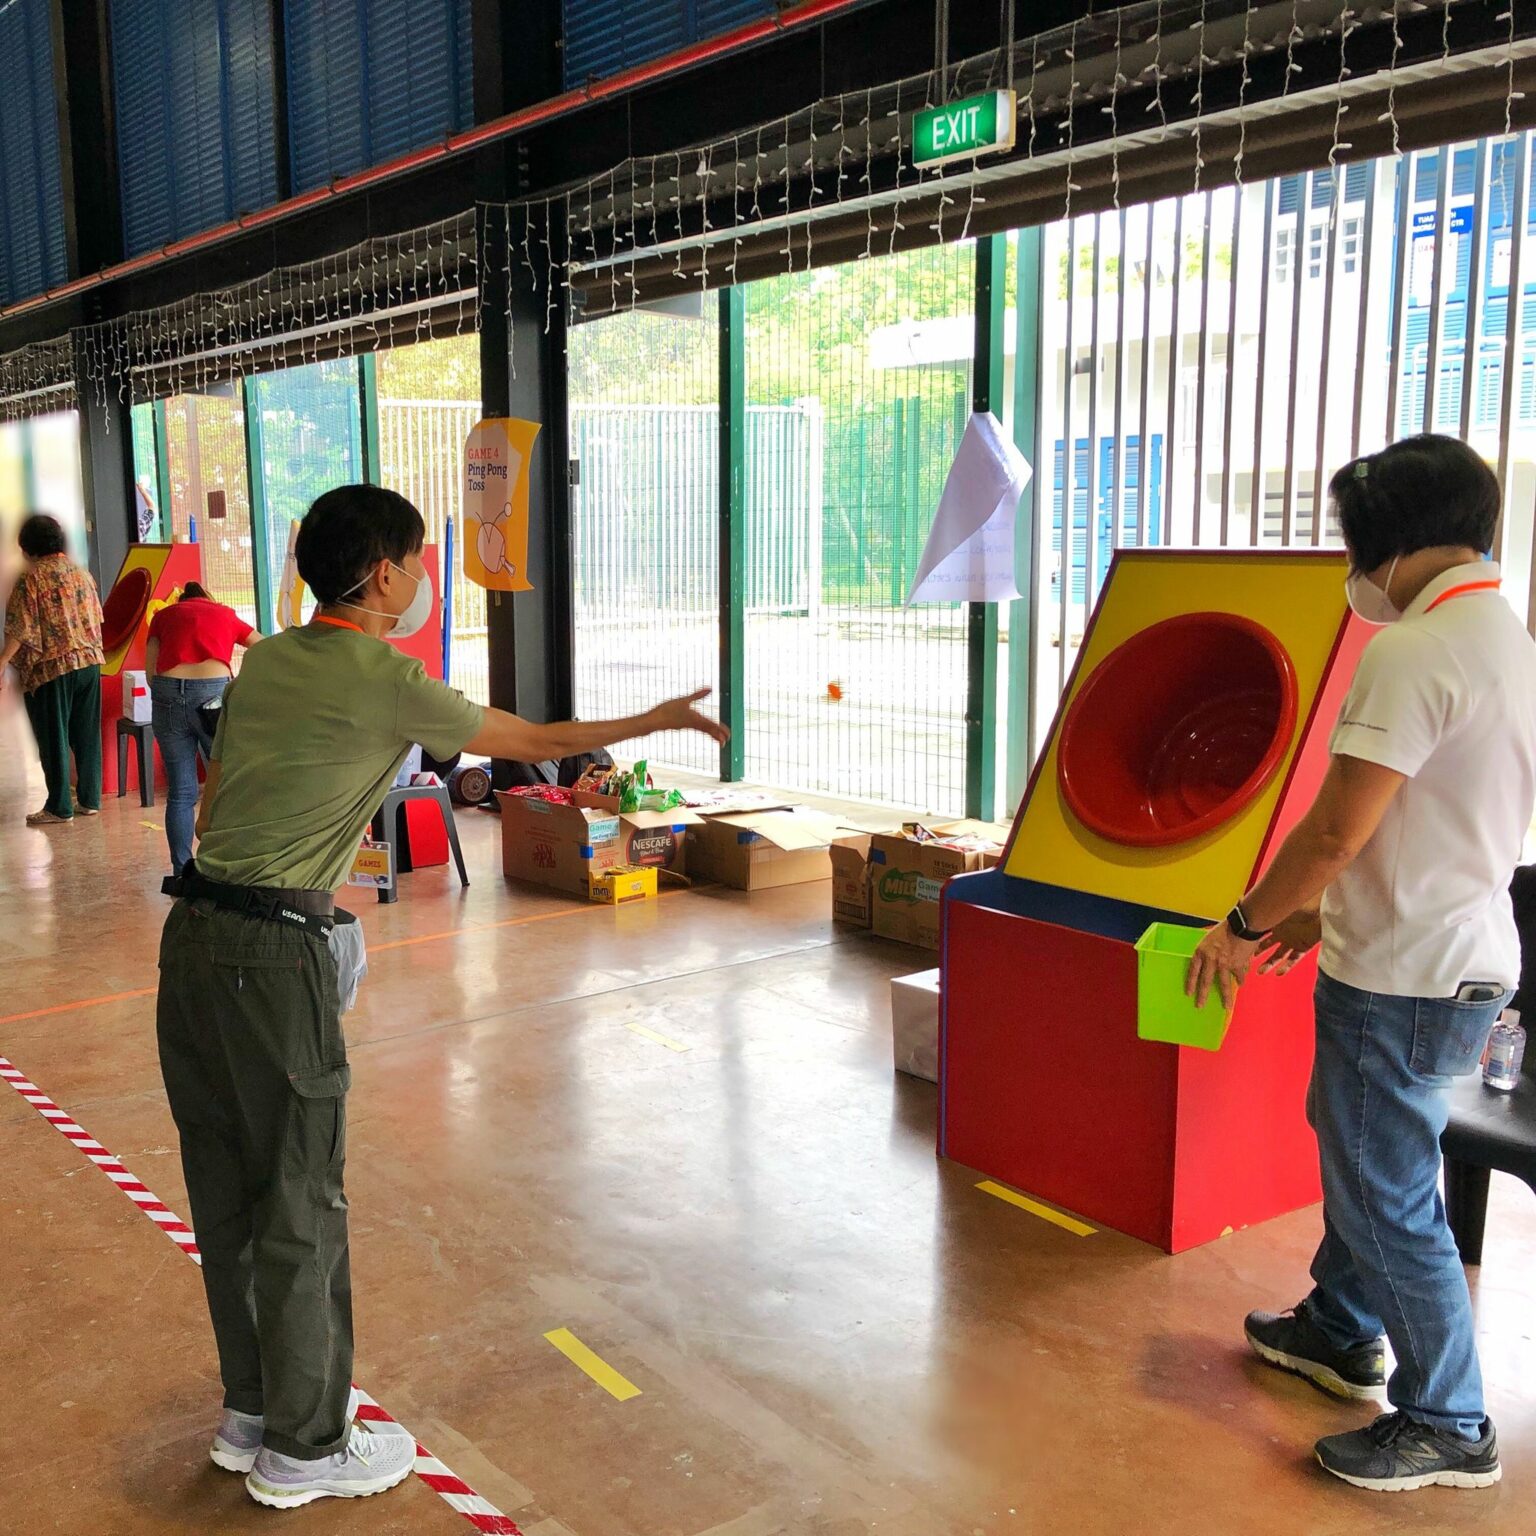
[719, 285, 746, 782]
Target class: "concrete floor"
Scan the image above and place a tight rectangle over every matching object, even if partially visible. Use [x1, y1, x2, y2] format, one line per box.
[4, 699, 1536, 1536]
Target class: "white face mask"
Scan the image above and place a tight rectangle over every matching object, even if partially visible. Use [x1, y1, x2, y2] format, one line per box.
[1345, 556, 1401, 626]
[342, 561, 435, 639]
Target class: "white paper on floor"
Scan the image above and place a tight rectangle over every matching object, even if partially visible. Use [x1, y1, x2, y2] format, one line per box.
[906, 411, 1031, 606]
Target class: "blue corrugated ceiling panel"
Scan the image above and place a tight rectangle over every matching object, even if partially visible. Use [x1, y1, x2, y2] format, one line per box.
[0, 0, 68, 304]
[111, 0, 278, 257]
[697, 1, 777, 30]
[286, 0, 473, 191]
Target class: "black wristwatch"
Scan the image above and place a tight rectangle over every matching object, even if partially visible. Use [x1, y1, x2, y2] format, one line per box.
[1226, 901, 1270, 943]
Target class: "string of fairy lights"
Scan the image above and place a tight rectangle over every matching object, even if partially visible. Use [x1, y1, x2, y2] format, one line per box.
[0, 0, 1518, 428]
[0, 336, 75, 426]
[67, 213, 478, 423]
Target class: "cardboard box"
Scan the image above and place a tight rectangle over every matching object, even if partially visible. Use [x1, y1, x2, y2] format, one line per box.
[891, 968, 941, 1082]
[497, 791, 621, 897]
[588, 865, 658, 905]
[689, 808, 841, 890]
[870, 820, 1006, 949]
[830, 834, 874, 926]
[569, 787, 700, 878]
[123, 669, 152, 723]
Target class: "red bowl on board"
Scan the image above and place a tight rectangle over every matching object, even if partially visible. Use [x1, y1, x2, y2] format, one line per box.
[1057, 613, 1298, 848]
[100, 566, 153, 653]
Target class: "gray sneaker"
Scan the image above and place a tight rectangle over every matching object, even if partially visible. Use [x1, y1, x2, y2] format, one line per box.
[1245, 1302, 1387, 1401]
[245, 1421, 414, 1508]
[1316, 1412, 1501, 1491]
[210, 1409, 265, 1474]
[210, 1387, 362, 1474]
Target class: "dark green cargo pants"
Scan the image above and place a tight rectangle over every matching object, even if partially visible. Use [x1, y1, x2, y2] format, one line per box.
[23, 663, 101, 818]
[157, 899, 353, 1461]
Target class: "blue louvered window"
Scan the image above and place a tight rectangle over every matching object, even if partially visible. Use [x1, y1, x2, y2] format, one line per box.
[0, 0, 68, 304]
[285, 1, 472, 192]
[111, 0, 278, 257]
[562, 0, 777, 89]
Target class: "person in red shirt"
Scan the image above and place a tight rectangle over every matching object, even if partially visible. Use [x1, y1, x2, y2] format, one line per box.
[147, 583, 260, 873]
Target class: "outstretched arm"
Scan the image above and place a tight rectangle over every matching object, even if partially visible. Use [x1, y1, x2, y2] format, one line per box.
[463, 688, 727, 762]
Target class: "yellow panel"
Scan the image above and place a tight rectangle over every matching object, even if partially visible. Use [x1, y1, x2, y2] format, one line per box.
[101, 544, 173, 676]
[1004, 551, 1349, 918]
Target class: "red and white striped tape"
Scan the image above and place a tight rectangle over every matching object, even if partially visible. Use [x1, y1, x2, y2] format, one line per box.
[0, 1053, 522, 1535]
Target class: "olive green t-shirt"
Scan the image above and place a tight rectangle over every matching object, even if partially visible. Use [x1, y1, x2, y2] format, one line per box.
[195, 624, 484, 892]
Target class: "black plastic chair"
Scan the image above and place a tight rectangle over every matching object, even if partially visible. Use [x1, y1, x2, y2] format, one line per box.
[1443, 1073, 1536, 1264]
[368, 784, 469, 906]
[1441, 865, 1536, 1264]
[116, 717, 154, 807]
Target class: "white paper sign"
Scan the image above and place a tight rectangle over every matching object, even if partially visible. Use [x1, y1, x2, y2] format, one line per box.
[906, 412, 1031, 605]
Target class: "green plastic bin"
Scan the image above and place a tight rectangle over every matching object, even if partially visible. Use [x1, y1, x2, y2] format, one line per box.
[1135, 922, 1233, 1051]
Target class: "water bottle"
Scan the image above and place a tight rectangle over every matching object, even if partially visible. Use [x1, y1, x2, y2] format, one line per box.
[1483, 1010, 1526, 1091]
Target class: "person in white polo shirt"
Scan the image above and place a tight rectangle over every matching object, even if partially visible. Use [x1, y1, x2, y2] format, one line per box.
[1188, 433, 1536, 1493]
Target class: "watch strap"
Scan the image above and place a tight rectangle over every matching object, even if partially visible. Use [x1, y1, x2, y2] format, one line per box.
[1226, 901, 1270, 943]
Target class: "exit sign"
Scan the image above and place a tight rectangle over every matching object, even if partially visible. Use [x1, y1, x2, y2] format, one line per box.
[912, 90, 1017, 169]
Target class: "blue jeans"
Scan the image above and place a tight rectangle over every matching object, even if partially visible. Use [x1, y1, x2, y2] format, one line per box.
[150, 675, 227, 875]
[1305, 971, 1508, 1439]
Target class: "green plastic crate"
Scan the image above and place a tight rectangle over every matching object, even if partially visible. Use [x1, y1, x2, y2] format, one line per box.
[1135, 922, 1233, 1051]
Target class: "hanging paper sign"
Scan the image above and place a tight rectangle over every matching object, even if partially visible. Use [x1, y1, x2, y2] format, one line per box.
[276, 518, 306, 630]
[206, 489, 227, 521]
[906, 412, 1030, 605]
[463, 418, 539, 593]
[348, 838, 394, 890]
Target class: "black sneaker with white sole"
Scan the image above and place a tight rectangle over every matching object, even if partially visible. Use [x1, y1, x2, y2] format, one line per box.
[1316, 1412, 1501, 1492]
[1244, 1303, 1386, 1401]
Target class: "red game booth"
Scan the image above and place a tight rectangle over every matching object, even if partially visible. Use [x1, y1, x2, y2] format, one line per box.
[939, 550, 1369, 1253]
[99, 543, 204, 792]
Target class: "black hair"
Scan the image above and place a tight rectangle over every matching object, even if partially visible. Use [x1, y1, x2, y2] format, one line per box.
[1330, 434, 1500, 573]
[180, 581, 209, 601]
[295, 484, 425, 606]
[18, 513, 66, 559]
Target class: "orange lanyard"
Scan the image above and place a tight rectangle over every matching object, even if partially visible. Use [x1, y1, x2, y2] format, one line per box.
[1423, 580, 1501, 614]
[311, 615, 364, 633]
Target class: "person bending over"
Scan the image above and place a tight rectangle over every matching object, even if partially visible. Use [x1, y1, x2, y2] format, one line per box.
[157, 484, 726, 1510]
[146, 580, 261, 875]
[1188, 434, 1536, 1493]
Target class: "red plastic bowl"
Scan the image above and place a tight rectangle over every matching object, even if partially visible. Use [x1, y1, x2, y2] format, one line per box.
[1057, 613, 1298, 848]
[100, 566, 153, 653]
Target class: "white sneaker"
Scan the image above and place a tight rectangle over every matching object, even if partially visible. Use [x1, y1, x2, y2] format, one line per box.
[211, 1387, 363, 1475]
[245, 1420, 415, 1508]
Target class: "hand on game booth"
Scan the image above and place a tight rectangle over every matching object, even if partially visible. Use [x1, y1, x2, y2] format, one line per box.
[1187, 922, 1262, 1011]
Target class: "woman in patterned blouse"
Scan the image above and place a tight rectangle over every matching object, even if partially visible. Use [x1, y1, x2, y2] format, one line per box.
[0, 515, 105, 825]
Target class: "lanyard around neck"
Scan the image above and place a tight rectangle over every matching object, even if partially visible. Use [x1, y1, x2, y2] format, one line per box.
[1423, 580, 1501, 614]
[311, 615, 364, 634]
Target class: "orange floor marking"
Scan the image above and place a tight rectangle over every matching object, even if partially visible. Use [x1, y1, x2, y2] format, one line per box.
[0, 890, 688, 1024]
[368, 888, 686, 953]
[0, 987, 159, 1028]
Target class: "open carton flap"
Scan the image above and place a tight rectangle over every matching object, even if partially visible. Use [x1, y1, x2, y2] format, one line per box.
[624, 807, 706, 830]
[691, 789, 796, 816]
[713, 809, 842, 851]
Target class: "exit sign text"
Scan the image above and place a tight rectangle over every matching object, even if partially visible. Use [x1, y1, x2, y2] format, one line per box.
[912, 90, 1017, 169]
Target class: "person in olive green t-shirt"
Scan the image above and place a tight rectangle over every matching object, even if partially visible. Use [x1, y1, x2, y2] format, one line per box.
[157, 484, 726, 1512]
[195, 622, 485, 892]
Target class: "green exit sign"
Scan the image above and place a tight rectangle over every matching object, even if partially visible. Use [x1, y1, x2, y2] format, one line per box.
[912, 90, 1017, 169]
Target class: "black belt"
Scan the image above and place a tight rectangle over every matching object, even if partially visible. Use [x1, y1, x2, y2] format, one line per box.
[163, 863, 336, 938]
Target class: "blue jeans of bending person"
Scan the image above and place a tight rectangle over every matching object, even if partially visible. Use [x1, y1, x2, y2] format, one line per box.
[150, 675, 227, 875]
[1304, 970, 1508, 1441]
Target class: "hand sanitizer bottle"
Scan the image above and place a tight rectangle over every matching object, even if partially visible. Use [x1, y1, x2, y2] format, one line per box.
[1483, 1010, 1526, 1092]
